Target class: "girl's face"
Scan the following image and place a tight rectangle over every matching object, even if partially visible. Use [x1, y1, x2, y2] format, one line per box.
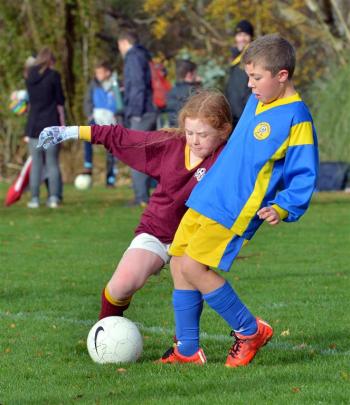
[184, 117, 224, 159]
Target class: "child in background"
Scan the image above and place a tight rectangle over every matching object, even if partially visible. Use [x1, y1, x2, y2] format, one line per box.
[37, 90, 232, 322]
[167, 59, 201, 127]
[83, 61, 121, 187]
[158, 34, 319, 367]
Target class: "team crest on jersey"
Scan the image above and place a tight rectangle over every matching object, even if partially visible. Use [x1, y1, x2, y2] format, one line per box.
[194, 167, 206, 182]
[254, 122, 271, 140]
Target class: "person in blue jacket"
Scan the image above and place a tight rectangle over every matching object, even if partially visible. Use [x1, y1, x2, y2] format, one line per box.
[83, 61, 120, 187]
[118, 31, 157, 206]
[158, 34, 319, 367]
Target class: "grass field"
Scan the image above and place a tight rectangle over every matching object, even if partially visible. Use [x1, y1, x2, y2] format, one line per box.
[1, 183, 349, 404]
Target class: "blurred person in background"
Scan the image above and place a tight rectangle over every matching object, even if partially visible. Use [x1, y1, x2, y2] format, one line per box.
[225, 20, 254, 129]
[118, 30, 157, 207]
[167, 59, 201, 127]
[82, 61, 121, 187]
[25, 47, 65, 208]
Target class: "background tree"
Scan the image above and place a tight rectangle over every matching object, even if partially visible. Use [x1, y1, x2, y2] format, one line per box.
[0, 0, 349, 180]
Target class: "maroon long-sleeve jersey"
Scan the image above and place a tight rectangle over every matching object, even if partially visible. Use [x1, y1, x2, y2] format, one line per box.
[91, 125, 225, 244]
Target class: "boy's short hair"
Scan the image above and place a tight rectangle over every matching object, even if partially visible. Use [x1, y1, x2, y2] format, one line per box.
[176, 59, 197, 81]
[95, 61, 112, 72]
[118, 30, 138, 45]
[242, 34, 296, 78]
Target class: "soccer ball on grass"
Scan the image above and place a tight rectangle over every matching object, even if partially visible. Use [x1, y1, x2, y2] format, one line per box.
[74, 174, 92, 190]
[87, 316, 143, 364]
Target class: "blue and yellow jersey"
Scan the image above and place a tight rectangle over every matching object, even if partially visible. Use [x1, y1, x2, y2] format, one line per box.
[186, 93, 319, 240]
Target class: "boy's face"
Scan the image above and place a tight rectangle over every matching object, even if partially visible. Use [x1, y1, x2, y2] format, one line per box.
[245, 63, 289, 104]
[184, 117, 224, 159]
[118, 39, 131, 57]
[95, 67, 111, 82]
[184, 70, 201, 83]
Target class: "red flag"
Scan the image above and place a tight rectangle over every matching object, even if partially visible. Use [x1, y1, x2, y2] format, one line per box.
[4, 157, 32, 206]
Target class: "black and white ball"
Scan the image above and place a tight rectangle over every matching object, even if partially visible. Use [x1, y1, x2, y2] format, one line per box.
[87, 316, 143, 364]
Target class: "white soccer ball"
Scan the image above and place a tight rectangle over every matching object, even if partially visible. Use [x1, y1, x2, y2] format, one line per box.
[87, 316, 143, 364]
[74, 174, 92, 190]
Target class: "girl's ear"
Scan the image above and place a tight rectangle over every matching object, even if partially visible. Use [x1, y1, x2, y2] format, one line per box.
[222, 123, 233, 139]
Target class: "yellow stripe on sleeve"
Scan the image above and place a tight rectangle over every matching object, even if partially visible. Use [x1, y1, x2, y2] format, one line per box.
[79, 126, 92, 142]
[271, 204, 288, 220]
[289, 122, 313, 146]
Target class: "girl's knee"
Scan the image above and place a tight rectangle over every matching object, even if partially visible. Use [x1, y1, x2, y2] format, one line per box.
[108, 267, 150, 298]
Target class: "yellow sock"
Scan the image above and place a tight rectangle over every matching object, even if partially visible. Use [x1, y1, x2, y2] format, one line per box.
[104, 287, 132, 307]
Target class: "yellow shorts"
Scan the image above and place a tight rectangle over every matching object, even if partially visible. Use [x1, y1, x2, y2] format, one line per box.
[169, 208, 246, 271]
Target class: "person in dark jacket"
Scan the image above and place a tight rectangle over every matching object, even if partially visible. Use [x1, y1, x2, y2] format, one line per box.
[25, 47, 65, 208]
[118, 31, 157, 206]
[225, 20, 254, 129]
[167, 59, 201, 127]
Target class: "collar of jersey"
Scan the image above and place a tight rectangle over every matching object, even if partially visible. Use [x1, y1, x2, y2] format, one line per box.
[185, 144, 204, 170]
[255, 92, 301, 115]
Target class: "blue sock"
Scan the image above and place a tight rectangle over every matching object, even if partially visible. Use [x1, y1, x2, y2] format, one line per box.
[173, 289, 203, 356]
[203, 281, 257, 336]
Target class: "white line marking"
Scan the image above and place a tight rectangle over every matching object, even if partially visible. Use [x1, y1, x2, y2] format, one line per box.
[1, 311, 348, 357]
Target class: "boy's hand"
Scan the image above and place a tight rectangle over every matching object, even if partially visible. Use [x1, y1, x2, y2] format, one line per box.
[37, 126, 79, 149]
[257, 206, 281, 226]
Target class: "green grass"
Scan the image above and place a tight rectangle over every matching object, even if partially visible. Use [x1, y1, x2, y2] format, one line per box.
[307, 63, 350, 162]
[0, 183, 350, 404]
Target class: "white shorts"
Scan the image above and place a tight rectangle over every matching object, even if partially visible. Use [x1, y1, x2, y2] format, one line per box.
[127, 233, 171, 264]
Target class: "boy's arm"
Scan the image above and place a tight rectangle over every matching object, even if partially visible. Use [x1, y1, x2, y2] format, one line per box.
[268, 122, 319, 222]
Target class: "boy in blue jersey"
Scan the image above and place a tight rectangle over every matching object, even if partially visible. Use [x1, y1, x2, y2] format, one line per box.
[159, 34, 319, 366]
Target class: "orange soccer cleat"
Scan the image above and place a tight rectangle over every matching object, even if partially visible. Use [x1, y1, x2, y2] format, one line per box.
[225, 317, 273, 368]
[157, 346, 207, 365]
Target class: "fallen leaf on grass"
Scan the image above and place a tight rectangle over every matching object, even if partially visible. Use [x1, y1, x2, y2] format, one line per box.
[296, 343, 307, 349]
[280, 329, 290, 336]
[292, 387, 301, 393]
[74, 394, 84, 399]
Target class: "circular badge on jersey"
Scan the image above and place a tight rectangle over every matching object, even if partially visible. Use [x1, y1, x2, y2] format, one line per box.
[253, 122, 271, 140]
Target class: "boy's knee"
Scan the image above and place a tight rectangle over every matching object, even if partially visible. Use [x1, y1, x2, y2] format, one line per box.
[170, 256, 182, 277]
[170, 256, 192, 283]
